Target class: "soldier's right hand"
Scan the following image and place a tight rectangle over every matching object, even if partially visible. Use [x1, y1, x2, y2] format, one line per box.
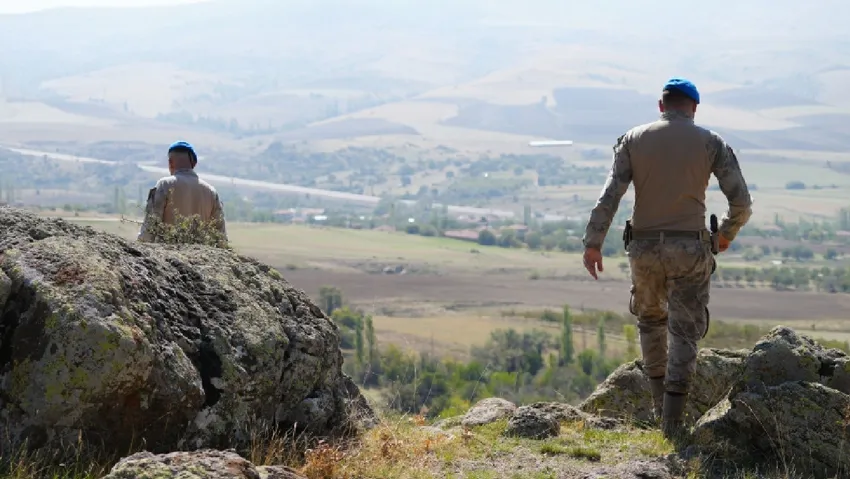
[718, 234, 730, 253]
[583, 247, 604, 280]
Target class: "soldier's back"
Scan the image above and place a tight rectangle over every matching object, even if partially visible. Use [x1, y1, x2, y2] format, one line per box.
[626, 114, 715, 232]
[157, 169, 221, 225]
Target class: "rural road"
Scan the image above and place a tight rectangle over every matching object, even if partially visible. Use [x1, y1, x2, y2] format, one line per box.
[5, 146, 571, 221]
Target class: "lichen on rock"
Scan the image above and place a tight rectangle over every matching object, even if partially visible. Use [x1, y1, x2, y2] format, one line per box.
[0, 206, 374, 454]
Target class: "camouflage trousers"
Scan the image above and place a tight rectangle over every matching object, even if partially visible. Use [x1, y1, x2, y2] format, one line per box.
[627, 237, 715, 395]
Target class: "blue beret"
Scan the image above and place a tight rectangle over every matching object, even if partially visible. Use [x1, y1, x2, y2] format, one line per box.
[168, 141, 197, 163]
[662, 77, 700, 104]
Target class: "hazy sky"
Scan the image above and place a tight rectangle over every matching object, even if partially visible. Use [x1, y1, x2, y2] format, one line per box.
[0, 0, 208, 14]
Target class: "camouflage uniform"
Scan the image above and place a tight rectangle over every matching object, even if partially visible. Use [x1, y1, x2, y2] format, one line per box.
[582, 108, 753, 425]
[138, 168, 228, 244]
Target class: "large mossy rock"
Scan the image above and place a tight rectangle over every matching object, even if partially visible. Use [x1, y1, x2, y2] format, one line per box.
[692, 381, 850, 479]
[691, 327, 850, 478]
[0, 207, 374, 453]
[579, 348, 748, 424]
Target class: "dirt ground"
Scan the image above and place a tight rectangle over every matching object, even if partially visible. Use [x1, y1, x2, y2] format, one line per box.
[284, 268, 850, 323]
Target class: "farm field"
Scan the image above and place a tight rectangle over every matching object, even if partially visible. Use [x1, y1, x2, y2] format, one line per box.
[63, 215, 850, 358]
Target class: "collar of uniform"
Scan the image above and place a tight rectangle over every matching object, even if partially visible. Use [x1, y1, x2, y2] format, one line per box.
[174, 168, 198, 176]
[660, 110, 695, 122]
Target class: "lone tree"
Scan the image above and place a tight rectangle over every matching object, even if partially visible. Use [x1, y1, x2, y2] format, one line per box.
[559, 305, 575, 366]
[623, 324, 638, 359]
[597, 318, 607, 358]
[318, 285, 343, 315]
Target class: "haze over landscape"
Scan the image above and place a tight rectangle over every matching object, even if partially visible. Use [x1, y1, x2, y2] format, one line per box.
[2, 1, 850, 477]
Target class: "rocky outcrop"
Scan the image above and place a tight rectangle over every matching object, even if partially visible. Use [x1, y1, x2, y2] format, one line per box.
[692, 327, 850, 479]
[579, 348, 748, 424]
[103, 449, 306, 479]
[461, 397, 516, 427]
[0, 207, 374, 454]
[575, 326, 850, 477]
[693, 381, 850, 479]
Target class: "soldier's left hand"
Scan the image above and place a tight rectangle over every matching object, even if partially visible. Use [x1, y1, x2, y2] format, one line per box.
[583, 247, 604, 280]
[718, 234, 731, 253]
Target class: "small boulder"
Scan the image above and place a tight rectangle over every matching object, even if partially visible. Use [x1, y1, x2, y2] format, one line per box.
[579, 348, 748, 424]
[503, 405, 560, 439]
[461, 397, 517, 427]
[103, 449, 306, 479]
[521, 402, 620, 430]
[692, 381, 850, 479]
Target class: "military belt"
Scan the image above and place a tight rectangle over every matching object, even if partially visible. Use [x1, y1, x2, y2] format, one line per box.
[629, 230, 710, 241]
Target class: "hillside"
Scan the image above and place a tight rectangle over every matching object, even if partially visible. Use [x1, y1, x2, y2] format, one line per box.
[0, 0, 849, 155]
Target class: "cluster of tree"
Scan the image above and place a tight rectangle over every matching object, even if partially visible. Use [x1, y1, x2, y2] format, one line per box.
[739, 215, 850, 244]
[474, 218, 627, 257]
[321, 291, 850, 419]
[327, 302, 629, 418]
[0, 152, 84, 195]
[520, 306, 849, 352]
[713, 265, 850, 293]
[457, 154, 610, 187]
[197, 144, 411, 195]
[435, 177, 533, 204]
[782, 181, 843, 191]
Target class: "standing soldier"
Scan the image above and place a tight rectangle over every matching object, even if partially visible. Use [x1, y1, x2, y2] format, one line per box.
[138, 141, 228, 246]
[580, 78, 753, 438]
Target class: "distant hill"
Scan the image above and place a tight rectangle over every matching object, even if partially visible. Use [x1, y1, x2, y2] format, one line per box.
[0, 0, 849, 153]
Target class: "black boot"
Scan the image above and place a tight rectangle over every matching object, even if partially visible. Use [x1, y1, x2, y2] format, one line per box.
[649, 376, 665, 421]
[662, 392, 687, 441]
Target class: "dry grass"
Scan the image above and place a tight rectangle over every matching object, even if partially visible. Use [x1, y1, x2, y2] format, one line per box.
[0, 407, 673, 478]
[3, 398, 847, 479]
[0, 432, 117, 479]
[284, 415, 678, 479]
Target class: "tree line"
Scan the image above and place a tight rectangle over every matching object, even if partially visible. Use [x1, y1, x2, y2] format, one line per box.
[712, 265, 850, 293]
[317, 286, 850, 419]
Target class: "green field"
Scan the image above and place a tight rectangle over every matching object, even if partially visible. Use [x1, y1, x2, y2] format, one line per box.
[66, 216, 598, 276]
